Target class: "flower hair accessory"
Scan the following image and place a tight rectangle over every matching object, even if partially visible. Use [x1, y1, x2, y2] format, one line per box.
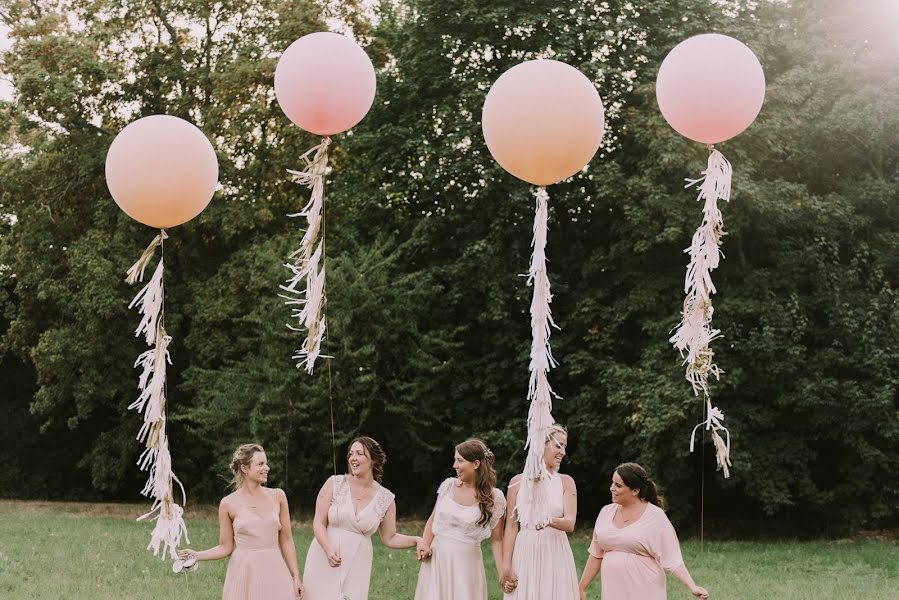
[483, 447, 494, 460]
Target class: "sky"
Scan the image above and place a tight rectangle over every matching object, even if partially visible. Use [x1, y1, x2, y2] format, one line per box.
[0, 22, 12, 101]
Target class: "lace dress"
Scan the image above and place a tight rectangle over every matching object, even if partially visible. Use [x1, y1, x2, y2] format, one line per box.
[504, 473, 578, 599]
[302, 475, 395, 600]
[414, 477, 506, 600]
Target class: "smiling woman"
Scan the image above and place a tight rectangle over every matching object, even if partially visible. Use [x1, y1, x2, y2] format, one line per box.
[178, 443, 304, 600]
[303, 436, 420, 600]
[578, 463, 708, 600]
[501, 424, 578, 599]
[414, 439, 507, 600]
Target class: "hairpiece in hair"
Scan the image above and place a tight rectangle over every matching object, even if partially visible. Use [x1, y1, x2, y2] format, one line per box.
[483, 447, 494, 460]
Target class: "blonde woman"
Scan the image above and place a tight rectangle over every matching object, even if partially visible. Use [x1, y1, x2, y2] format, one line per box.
[501, 424, 578, 598]
[414, 439, 506, 600]
[303, 436, 420, 600]
[178, 443, 302, 599]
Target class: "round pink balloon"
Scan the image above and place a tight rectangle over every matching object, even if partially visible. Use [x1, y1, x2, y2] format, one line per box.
[482, 60, 605, 186]
[105, 115, 218, 229]
[656, 34, 765, 144]
[274, 32, 376, 136]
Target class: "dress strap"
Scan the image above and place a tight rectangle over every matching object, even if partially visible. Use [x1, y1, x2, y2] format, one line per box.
[330, 474, 349, 505]
[373, 486, 396, 521]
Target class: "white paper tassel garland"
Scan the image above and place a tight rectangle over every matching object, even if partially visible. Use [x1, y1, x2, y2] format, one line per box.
[281, 137, 331, 373]
[670, 149, 733, 477]
[126, 232, 188, 559]
[518, 187, 559, 526]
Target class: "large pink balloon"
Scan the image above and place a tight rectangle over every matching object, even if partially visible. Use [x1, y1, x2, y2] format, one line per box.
[275, 32, 376, 136]
[106, 115, 218, 229]
[482, 60, 605, 187]
[656, 34, 765, 144]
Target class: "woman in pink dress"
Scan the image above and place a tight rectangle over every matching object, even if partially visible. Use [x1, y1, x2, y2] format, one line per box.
[578, 462, 709, 600]
[178, 443, 303, 599]
[501, 424, 578, 599]
[414, 438, 506, 600]
[302, 436, 420, 600]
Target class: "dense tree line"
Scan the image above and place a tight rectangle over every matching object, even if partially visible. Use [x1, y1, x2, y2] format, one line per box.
[1, 0, 896, 534]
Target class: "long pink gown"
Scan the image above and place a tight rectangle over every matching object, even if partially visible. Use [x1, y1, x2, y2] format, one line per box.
[415, 477, 506, 600]
[221, 501, 295, 600]
[587, 502, 684, 600]
[504, 473, 578, 599]
[302, 474, 395, 600]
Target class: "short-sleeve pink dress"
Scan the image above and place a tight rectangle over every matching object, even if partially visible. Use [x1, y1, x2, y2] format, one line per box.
[415, 477, 506, 600]
[302, 475, 396, 600]
[587, 502, 684, 600]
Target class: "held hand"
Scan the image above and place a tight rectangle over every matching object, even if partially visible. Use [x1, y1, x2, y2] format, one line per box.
[501, 567, 519, 594]
[293, 575, 304, 599]
[326, 549, 342, 568]
[177, 549, 198, 561]
[691, 585, 709, 599]
[415, 538, 432, 561]
[579, 590, 587, 600]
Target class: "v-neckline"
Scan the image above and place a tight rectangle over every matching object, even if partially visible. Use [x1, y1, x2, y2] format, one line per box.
[346, 476, 381, 517]
[239, 489, 277, 520]
[611, 501, 649, 530]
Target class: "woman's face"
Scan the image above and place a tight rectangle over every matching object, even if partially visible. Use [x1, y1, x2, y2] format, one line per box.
[609, 470, 638, 504]
[348, 442, 372, 478]
[243, 451, 269, 485]
[543, 432, 568, 471]
[453, 451, 479, 483]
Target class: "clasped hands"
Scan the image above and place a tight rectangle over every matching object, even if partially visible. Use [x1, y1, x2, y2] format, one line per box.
[415, 538, 432, 561]
[501, 567, 518, 594]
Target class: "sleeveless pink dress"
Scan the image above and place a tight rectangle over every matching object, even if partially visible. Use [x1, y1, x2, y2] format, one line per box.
[222, 502, 295, 600]
[504, 473, 578, 599]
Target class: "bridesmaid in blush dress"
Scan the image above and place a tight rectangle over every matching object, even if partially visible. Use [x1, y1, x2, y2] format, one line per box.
[500, 424, 578, 599]
[578, 462, 709, 600]
[414, 439, 507, 600]
[178, 443, 303, 599]
[302, 436, 420, 600]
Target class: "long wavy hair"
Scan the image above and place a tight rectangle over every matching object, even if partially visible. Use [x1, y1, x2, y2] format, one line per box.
[615, 462, 664, 508]
[229, 443, 265, 491]
[347, 436, 387, 483]
[456, 438, 497, 527]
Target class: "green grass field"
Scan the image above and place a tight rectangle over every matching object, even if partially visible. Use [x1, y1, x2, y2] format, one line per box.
[0, 501, 896, 599]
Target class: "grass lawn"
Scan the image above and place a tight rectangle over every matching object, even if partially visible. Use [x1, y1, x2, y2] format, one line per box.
[0, 500, 896, 599]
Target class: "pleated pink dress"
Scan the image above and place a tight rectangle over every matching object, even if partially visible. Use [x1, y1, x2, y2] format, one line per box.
[415, 477, 506, 600]
[504, 473, 578, 599]
[222, 503, 295, 600]
[303, 475, 395, 600]
[587, 502, 685, 600]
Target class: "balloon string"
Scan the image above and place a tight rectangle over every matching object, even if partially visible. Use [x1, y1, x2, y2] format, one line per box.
[320, 135, 337, 478]
[318, 134, 343, 594]
[701, 397, 705, 553]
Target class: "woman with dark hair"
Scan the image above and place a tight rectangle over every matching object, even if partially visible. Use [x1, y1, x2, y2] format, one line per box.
[177, 443, 303, 599]
[303, 436, 420, 600]
[414, 438, 507, 600]
[578, 462, 709, 600]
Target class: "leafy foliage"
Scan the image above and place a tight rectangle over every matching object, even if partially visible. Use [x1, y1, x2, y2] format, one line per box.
[1, 0, 896, 532]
